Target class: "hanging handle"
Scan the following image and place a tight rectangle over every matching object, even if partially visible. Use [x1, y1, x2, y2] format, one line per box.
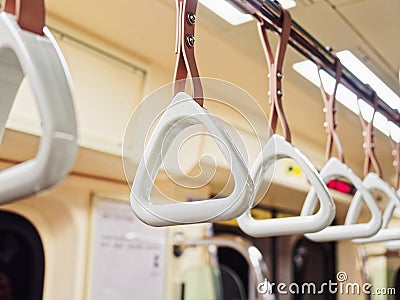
[346, 173, 400, 243]
[131, 0, 254, 226]
[237, 134, 336, 237]
[256, 4, 292, 142]
[0, 13, 77, 204]
[131, 93, 253, 226]
[173, 0, 203, 106]
[237, 4, 336, 237]
[301, 157, 382, 242]
[3, 0, 45, 35]
[318, 54, 344, 162]
[345, 105, 400, 243]
[301, 59, 383, 242]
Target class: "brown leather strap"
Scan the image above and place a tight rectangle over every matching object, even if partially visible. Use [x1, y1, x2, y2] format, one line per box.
[359, 93, 382, 177]
[256, 4, 292, 142]
[390, 139, 400, 189]
[3, 0, 45, 35]
[318, 55, 345, 162]
[173, 0, 203, 106]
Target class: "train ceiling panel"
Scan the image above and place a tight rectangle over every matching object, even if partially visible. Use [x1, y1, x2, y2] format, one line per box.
[331, 0, 400, 79]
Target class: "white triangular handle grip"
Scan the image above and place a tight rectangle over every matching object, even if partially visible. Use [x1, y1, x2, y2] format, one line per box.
[301, 158, 382, 242]
[347, 173, 400, 243]
[382, 236, 400, 251]
[237, 134, 335, 237]
[131, 92, 254, 226]
[0, 13, 77, 204]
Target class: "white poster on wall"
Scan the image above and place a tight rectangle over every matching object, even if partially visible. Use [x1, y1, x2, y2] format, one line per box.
[87, 195, 167, 300]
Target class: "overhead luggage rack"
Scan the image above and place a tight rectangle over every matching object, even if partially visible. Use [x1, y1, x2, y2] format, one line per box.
[229, 0, 400, 126]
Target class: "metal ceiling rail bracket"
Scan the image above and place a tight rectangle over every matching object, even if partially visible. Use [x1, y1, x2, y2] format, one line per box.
[230, 0, 400, 126]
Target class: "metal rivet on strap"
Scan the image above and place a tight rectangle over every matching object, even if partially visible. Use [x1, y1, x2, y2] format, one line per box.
[186, 35, 195, 48]
[187, 12, 196, 25]
[277, 90, 284, 97]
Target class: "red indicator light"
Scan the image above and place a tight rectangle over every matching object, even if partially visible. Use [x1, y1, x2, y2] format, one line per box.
[327, 179, 355, 195]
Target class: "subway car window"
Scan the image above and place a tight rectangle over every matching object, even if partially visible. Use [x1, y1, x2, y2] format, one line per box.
[0, 212, 44, 300]
[217, 247, 248, 300]
[213, 224, 251, 299]
[293, 238, 336, 300]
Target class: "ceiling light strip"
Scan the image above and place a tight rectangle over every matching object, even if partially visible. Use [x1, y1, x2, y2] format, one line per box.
[293, 51, 400, 137]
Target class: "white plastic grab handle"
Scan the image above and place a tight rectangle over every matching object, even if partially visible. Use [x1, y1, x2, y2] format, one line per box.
[0, 13, 77, 204]
[131, 92, 254, 226]
[237, 134, 335, 237]
[301, 158, 382, 242]
[347, 173, 400, 244]
[382, 239, 400, 251]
